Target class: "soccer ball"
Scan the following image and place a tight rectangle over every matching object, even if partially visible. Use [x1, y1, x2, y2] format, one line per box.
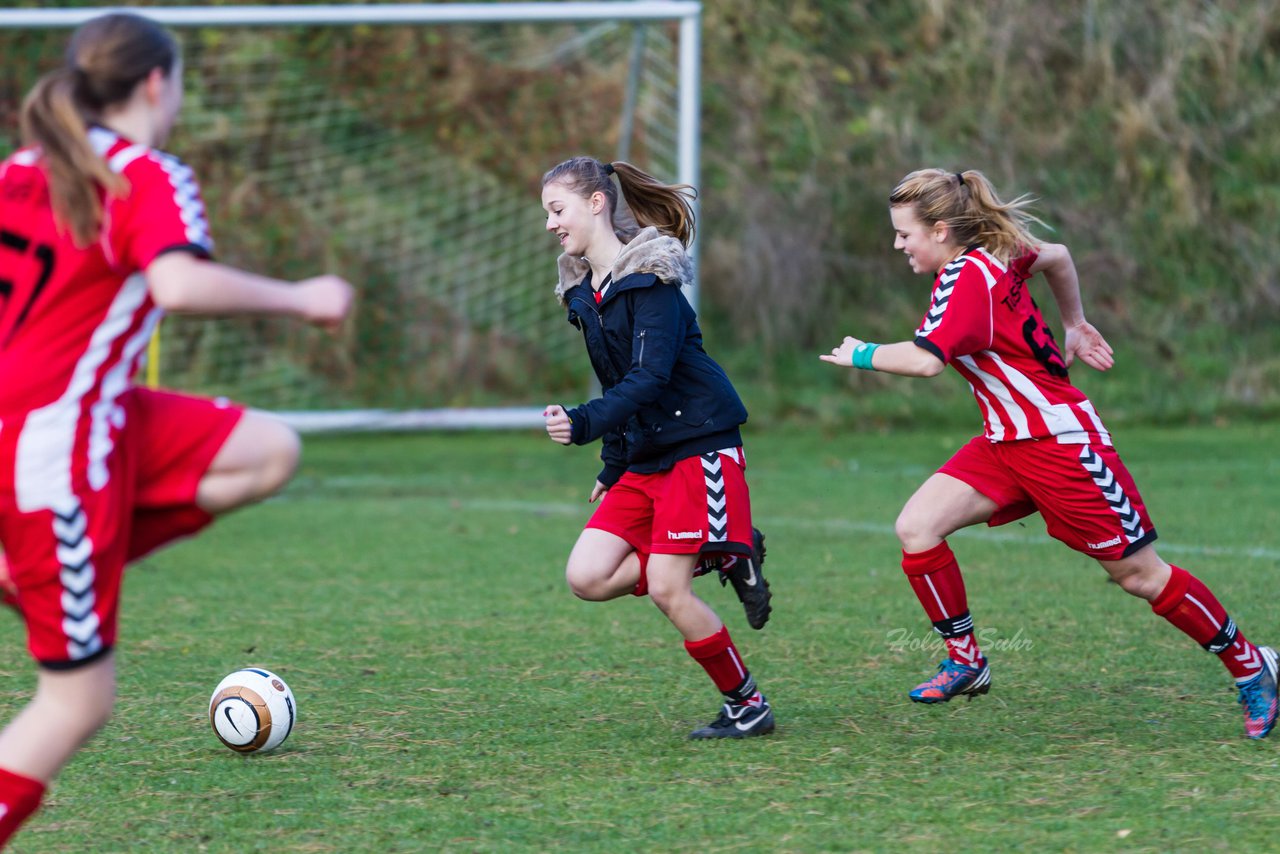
[208, 667, 297, 754]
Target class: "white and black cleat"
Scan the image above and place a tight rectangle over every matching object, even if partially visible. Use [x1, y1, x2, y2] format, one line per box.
[689, 695, 775, 739]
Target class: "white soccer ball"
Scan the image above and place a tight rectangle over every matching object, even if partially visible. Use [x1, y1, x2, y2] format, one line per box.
[209, 667, 297, 754]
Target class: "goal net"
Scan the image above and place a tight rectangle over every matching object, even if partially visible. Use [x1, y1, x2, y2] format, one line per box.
[0, 3, 700, 431]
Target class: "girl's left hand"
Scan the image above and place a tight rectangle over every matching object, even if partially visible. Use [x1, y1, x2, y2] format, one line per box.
[1063, 322, 1115, 371]
[819, 336, 865, 367]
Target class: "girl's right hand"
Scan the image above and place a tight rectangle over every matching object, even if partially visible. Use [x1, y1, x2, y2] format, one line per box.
[589, 480, 608, 503]
[543, 404, 573, 444]
[296, 275, 355, 332]
[819, 335, 863, 367]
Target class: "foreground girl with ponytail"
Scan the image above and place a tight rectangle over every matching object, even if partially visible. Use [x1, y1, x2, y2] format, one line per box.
[0, 13, 353, 845]
[541, 157, 774, 739]
[821, 168, 1276, 740]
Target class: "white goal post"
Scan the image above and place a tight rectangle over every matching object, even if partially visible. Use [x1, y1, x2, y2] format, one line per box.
[0, 2, 702, 432]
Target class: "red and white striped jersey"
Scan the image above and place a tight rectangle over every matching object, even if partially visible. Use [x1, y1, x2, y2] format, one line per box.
[912, 246, 1111, 445]
[0, 128, 212, 509]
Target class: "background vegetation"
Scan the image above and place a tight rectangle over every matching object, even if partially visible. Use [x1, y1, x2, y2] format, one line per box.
[4, 0, 1279, 426]
[694, 0, 1280, 427]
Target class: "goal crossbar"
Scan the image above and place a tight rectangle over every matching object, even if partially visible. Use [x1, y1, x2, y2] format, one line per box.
[0, 3, 702, 28]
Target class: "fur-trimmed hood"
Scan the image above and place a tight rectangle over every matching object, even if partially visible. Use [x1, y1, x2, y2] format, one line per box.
[554, 226, 693, 305]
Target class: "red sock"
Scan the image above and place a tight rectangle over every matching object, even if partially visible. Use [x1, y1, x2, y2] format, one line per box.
[0, 767, 46, 848]
[1151, 565, 1262, 680]
[631, 552, 650, 597]
[685, 626, 755, 701]
[902, 542, 984, 668]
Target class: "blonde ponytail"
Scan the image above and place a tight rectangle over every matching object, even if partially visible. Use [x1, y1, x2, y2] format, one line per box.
[889, 168, 1045, 263]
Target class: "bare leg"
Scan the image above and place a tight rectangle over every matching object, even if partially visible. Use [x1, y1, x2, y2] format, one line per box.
[647, 553, 723, 641]
[0, 653, 116, 782]
[196, 411, 301, 514]
[895, 473, 998, 552]
[1097, 544, 1172, 600]
[565, 528, 642, 601]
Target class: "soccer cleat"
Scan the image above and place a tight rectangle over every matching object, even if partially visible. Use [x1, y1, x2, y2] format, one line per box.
[689, 694, 775, 739]
[908, 658, 992, 704]
[1237, 645, 1279, 740]
[719, 527, 772, 630]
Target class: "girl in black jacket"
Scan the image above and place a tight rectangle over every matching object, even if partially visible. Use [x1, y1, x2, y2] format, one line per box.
[541, 156, 774, 739]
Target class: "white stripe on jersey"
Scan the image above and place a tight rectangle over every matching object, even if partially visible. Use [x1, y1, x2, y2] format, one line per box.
[108, 144, 149, 173]
[955, 354, 1032, 439]
[15, 274, 151, 512]
[986, 351, 1087, 438]
[918, 266, 960, 336]
[154, 151, 212, 249]
[88, 284, 162, 489]
[973, 246, 1007, 275]
[970, 382, 1007, 442]
[89, 126, 213, 252]
[88, 126, 119, 158]
[919, 252, 1001, 343]
[1074, 400, 1113, 446]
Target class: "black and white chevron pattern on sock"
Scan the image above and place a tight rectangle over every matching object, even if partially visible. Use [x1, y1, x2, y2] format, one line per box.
[919, 259, 963, 335]
[1078, 446, 1145, 544]
[701, 452, 728, 544]
[52, 500, 102, 660]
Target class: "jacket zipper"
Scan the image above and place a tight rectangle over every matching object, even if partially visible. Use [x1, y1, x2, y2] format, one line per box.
[570, 295, 620, 384]
[637, 329, 646, 368]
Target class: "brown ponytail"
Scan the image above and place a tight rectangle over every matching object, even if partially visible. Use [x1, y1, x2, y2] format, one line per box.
[610, 161, 696, 247]
[21, 69, 123, 246]
[541, 156, 697, 247]
[889, 168, 1045, 263]
[20, 13, 178, 246]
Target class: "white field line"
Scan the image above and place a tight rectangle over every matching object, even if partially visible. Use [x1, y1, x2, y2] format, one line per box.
[287, 475, 1280, 562]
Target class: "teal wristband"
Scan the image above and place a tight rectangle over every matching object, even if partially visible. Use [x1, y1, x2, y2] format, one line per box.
[851, 342, 879, 371]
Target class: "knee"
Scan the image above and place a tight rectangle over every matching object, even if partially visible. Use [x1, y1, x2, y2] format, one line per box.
[646, 576, 688, 614]
[1108, 563, 1169, 601]
[565, 562, 606, 601]
[894, 510, 933, 553]
[257, 420, 301, 497]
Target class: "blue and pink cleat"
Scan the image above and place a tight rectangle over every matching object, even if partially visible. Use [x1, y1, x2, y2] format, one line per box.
[908, 658, 992, 704]
[1237, 646, 1278, 740]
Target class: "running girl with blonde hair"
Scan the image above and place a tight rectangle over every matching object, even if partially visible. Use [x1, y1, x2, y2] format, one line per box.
[541, 156, 774, 739]
[0, 13, 353, 845]
[821, 167, 1276, 740]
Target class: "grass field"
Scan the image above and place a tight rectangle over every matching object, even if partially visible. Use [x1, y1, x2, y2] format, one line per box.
[4, 423, 1279, 852]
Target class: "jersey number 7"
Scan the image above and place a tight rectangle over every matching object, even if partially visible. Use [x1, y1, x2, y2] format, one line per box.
[0, 229, 56, 346]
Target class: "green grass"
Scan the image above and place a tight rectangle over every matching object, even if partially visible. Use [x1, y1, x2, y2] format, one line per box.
[5, 423, 1280, 852]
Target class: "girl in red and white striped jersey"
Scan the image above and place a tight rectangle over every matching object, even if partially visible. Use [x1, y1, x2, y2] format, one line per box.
[821, 168, 1276, 739]
[0, 13, 353, 846]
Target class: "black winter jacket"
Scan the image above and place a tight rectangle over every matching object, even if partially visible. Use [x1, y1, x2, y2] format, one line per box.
[556, 227, 748, 487]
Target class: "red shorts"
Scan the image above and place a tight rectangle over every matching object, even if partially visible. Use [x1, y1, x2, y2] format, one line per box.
[939, 436, 1157, 560]
[0, 388, 244, 668]
[587, 448, 755, 558]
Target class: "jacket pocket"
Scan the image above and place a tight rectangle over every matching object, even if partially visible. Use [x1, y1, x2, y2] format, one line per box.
[656, 389, 709, 427]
